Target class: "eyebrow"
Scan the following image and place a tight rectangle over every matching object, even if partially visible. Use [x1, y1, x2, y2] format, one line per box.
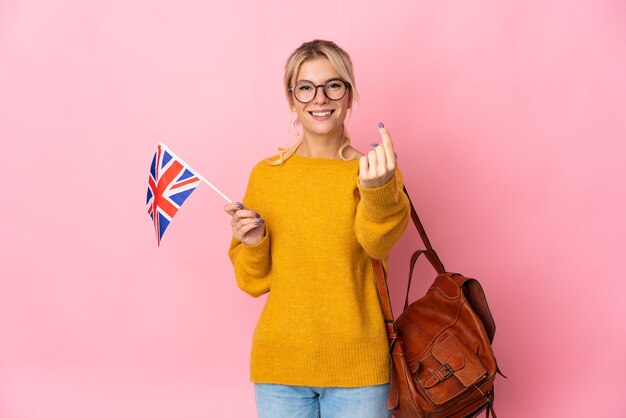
[295, 77, 343, 84]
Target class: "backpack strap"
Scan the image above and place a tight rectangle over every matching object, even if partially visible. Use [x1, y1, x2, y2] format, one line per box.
[371, 258, 396, 341]
[372, 185, 446, 344]
[387, 351, 399, 409]
[404, 248, 444, 311]
[403, 186, 445, 275]
[371, 258, 400, 410]
[486, 387, 498, 418]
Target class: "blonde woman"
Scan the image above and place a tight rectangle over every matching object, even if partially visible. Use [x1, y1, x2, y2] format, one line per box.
[225, 39, 410, 418]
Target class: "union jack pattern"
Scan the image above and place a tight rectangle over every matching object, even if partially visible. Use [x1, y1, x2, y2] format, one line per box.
[146, 143, 201, 245]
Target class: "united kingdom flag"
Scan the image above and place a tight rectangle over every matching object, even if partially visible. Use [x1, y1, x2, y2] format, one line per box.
[147, 143, 201, 245]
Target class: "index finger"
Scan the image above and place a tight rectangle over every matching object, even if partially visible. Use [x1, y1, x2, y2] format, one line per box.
[378, 122, 396, 163]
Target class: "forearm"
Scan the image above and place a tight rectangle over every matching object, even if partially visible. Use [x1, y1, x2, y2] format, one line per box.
[228, 232, 272, 297]
[355, 169, 411, 260]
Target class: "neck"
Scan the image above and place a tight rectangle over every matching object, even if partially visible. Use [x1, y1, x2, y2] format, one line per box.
[297, 129, 345, 159]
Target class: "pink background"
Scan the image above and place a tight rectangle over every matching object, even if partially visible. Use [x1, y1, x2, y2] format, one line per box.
[1, 1, 625, 417]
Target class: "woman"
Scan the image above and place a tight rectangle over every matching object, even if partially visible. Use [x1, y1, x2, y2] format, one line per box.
[224, 39, 410, 418]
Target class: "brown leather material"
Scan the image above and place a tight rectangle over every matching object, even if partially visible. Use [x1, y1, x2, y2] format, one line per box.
[420, 353, 466, 390]
[387, 353, 400, 410]
[371, 186, 504, 417]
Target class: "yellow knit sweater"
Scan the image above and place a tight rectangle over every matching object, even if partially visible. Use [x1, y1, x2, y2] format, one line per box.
[228, 152, 410, 387]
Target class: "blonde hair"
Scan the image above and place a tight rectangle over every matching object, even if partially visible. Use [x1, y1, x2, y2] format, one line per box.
[267, 39, 359, 165]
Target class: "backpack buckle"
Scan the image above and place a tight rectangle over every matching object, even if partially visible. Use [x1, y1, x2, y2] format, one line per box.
[436, 362, 455, 380]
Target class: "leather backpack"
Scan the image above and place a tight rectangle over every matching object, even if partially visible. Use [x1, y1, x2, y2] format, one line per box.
[372, 187, 505, 417]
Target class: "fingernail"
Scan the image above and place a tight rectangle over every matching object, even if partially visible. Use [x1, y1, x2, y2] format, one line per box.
[255, 213, 261, 218]
[378, 122, 385, 129]
[370, 143, 379, 148]
[254, 219, 265, 225]
[236, 202, 243, 209]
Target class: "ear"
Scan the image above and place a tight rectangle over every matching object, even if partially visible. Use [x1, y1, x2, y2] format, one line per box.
[347, 90, 353, 110]
[288, 94, 297, 112]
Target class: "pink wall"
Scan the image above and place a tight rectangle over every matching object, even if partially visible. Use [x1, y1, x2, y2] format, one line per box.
[1, 1, 625, 417]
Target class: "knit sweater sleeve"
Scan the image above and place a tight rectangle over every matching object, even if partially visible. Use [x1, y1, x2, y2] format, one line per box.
[355, 167, 411, 261]
[227, 165, 271, 297]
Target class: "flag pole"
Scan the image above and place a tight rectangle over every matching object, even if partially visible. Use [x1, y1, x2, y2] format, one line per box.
[158, 142, 232, 203]
[197, 173, 232, 203]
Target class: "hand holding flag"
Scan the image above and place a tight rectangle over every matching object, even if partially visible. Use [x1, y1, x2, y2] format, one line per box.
[224, 202, 266, 246]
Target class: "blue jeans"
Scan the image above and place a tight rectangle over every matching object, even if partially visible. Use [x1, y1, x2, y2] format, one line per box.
[254, 383, 392, 418]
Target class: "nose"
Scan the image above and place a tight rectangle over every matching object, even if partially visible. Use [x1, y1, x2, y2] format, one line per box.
[312, 85, 329, 104]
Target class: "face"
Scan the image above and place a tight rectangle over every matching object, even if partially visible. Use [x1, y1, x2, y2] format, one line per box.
[291, 57, 352, 140]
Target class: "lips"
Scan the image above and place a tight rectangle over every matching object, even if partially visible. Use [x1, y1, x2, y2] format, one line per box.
[308, 109, 335, 120]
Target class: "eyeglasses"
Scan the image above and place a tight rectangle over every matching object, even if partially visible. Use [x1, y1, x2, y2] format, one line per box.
[289, 78, 351, 104]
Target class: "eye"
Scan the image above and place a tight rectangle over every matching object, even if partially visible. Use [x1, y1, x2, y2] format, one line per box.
[327, 81, 343, 90]
[296, 83, 313, 91]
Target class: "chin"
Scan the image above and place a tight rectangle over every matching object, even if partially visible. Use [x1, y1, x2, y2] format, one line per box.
[305, 123, 343, 137]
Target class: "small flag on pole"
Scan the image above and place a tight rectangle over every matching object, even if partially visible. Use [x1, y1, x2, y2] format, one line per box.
[146, 142, 233, 246]
[146, 143, 202, 246]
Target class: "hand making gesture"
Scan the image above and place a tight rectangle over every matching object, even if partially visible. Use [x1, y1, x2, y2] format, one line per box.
[358, 123, 398, 188]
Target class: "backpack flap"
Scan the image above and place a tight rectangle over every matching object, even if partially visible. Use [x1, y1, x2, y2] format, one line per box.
[418, 334, 487, 405]
[462, 278, 496, 343]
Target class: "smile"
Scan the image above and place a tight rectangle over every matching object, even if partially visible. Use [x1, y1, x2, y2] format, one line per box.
[309, 110, 335, 118]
